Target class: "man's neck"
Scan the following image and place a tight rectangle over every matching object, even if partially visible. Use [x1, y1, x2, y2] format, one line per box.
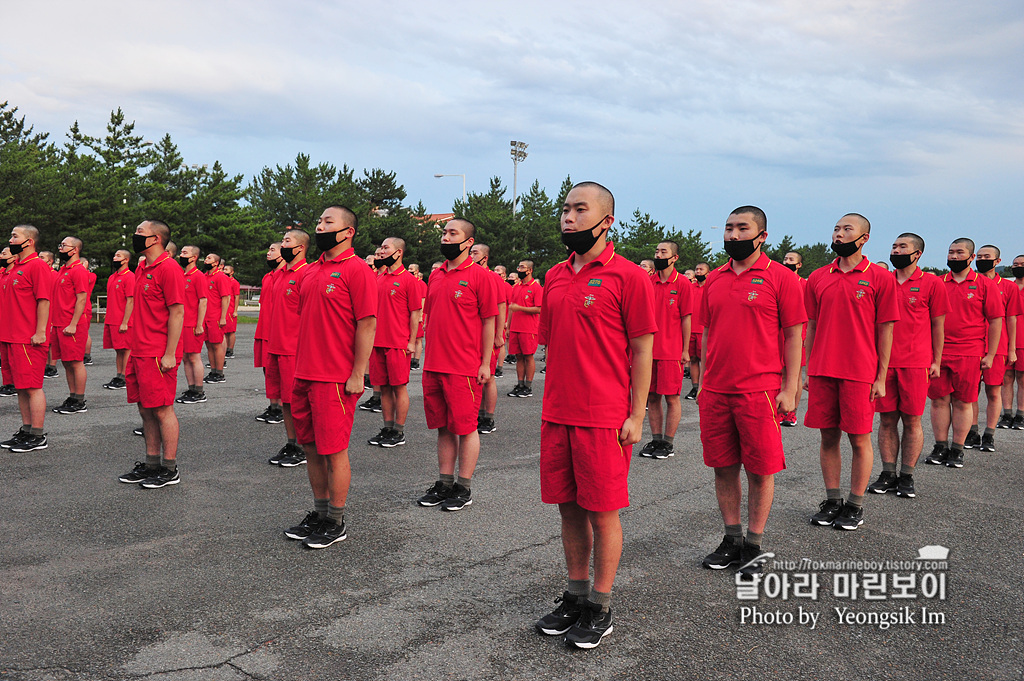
[951, 268, 971, 283]
[657, 266, 675, 283]
[447, 251, 469, 268]
[572, 238, 607, 273]
[731, 251, 761, 275]
[895, 264, 918, 284]
[387, 261, 404, 274]
[837, 252, 865, 272]
[982, 269, 996, 280]
[145, 248, 166, 265]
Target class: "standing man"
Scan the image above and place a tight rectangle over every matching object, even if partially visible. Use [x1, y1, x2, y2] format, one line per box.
[778, 251, 807, 426]
[175, 246, 208, 404]
[38, 251, 59, 381]
[102, 249, 135, 390]
[1, 225, 51, 452]
[685, 262, 710, 400]
[534, 182, 655, 649]
[925, 239, 1003, 468]
[468, 243, 505, 435]
[0, 246, 16, 397]
[222, 264, 241, 359]
[805, 214, 899, 531]
[969, 245, 1018, 451]
[416, 220, 497, 511]
[869, 234, 946, 499]
[507, 260, 544, 399]
[639, 242, 691, 459]
[282, 206, 376, 548]
[366, 237, 422, 449]
[202, 253, 230, 383]
[50, 236, 91, 414]
[407, 263, 427, 371]
[255, 243, 285, 425]
[117, 220, 185, 488]
[699, 207, 805, 575]
[1001, 254, 1024, 430]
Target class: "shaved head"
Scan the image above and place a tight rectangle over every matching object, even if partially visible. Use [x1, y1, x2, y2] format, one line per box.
[571, 181, 615, 215]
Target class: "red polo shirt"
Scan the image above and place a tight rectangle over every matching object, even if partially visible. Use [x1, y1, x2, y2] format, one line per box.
[228, 276, 240, 315]
[182, 266, 205, 328]
[805, 257, 901, 383]
[0, 254, 52, 344]
[690, 281, 707, 334]
[1016, 281, 1024, 351]
[204, 269, 231, 322]
[649, 268, 692, 360]
[423, 256, 499, 376]
[131, 253, 185, 358]
[701, 253, 807, 393]
[105, 267, 136, 327]
[268, 261, 310, 356]
[254, 269, 279, 341]
[510, 277, 543, 334]
[373, 265, 423, 349]
[890, 268, 948, 369]
[539, 242, 657, 428]
[52, 260, 90, 327]
[988, 274, 1020, 356]
[293, 247, 377, 383]
[941, 270, 1004, 356]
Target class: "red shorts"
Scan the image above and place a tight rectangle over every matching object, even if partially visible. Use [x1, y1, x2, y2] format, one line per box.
[0, 342, 48, 390]
[253, 339, 264, 368]
[688, 332, 702, 361]
[874, 367, 929, 416]
[369, 346, 411, 386]
[204, 320, 225, 344]
[102, 325, 132, 350]
[509, 331, 539, 356]
[982, 355, 1006, 386]
[540, 420, 631, 512]
[698, 389, 786, 475]
[1013, 351, 1024, 372]
[416, 315, 425, 340]
[266, 353, 296, 403]
[50, 324, 88, 362]
[422, 370, 482, 436]
[224, 315, 237, 334]
[805, 376, 875, 434]
[291, 378, 359, 453]
[928, 355, 981, 403]
[126, 356, 180, 408]
[183, 326, 206, 355]
[651, 359, 684, 396]
[489, 346, 499, 376]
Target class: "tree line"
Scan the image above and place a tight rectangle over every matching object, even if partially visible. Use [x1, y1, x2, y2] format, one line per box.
[2, 101, 842, 287]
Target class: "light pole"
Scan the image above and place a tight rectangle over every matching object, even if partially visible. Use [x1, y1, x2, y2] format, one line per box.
[510, 140, 528, 217]
[433, 174, 466, 204]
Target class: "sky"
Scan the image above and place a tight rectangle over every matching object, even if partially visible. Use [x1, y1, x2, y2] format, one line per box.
[2, 0, 1022, 267]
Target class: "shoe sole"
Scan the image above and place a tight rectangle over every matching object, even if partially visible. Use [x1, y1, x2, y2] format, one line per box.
[304, 534, 347, 549]
[780, 422, 797, 427]
[441, 499, 473, 512]
[980, 447, 995, 452]
[702, 560, 739, 570]
[10, 443, 47, 452]
[417, 499, 445, 507]
[536, 623, 576, 636]
[264, 419, 284, 424]
[380, 441, 406, 448]
[140, 478, 180, 488]
[945, 462, 964, 468]
[284, 530, 313, 540]
[279, 460, 307, 468]
[118, 477, 148, 484]
[566, 625, 613, 649]
[811, 517, 837, 526]
[896, 491, 916, 498]
[478, 428, 496, 434]
[924, 457, 946, 465]
[867, 487, 896, 494]
[833, 520, 864, 531]
[638, 452, 655, 458]
[103, 385, 126, 390]
[267, 459, 284, 466]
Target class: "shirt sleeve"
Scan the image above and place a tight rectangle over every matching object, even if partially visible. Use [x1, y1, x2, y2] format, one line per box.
[72, 267, 88, 294]
[873, 271, 901, 324]
[161, 263, 186, 308]
[983, 278, 1005, 320]
[351, 263, 378, 320]
[477, 268, 498, 319]
[31, 262, 52, 301]
[929, 276, 948, 318]
[778, 270, 809, 329]
[804, 272, 819, 321]
[622, 268, 658, 339]
[1004, 282, 1022, 317]
[407, 275, 423, 312]
[678, 277, 692, 317]
[124, 271, 136, 297]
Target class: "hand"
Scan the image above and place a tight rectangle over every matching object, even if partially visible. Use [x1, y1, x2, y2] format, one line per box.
[344, 374, 365, 395]
[62, 324, 76, 336]
[775, 388, 797, 415]
[494, 334, 505, 349]
[1009, 349, 1018, 365]
[477, 365, 491, 385]
[928, 362, 941, 380]
[407, 341, 416, 355]
[219, 318, 227, 328]
[869, 378, 886, 401]
[159, 354, 176, 373]
[802, 372, 809, 392]
[680, 352, 690, 366]
[619, 413, 644, 446]
[119, 323, 128, 333]
[981, 354, 994, 370]
[30, 332, 46, 346]
[194, 325, 204, 336]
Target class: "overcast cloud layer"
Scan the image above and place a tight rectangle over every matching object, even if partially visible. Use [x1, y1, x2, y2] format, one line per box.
[2, 0, 1022, 265]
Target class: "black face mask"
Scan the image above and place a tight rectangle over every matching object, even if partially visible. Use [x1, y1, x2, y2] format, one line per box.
[199, 262, 213, 273]
[695, 273, 707, 283]
[315, 231, 345, 253]
[376, 253, 398, 269]
[266, 257, 280, 270]
[724, 232, 764, 262]
[58, 250, 72, 264]
[975, 259, 996, 273]
[440, 237, 470, 261]
[653, 258, 671, 271]
[889, 251, 919, 270]
[782, 262, 798, 272]
[516, 270, 529, 280]
[831, 235, 863, 258]
[561, 216, 609, 255]
[280, 246, 300, 263]
[178, 256, 191, 268]
[9, 240, 26, 255]
[1012, 266, 1024, 279]
[947, 259, 971, 273]
[132, 233, 154, 254]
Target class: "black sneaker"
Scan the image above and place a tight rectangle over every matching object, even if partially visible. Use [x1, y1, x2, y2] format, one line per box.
[304, 517, 347, 549]
[810, 498, 844, 526]
[410, 358, 420, 370]
[867, 471, 898, 494]
[119, 462, 153, 483]
[51, 397, 73, 413]
[0, 384, 16, 397]
[505, 356, 516, 365]
[1012, 415, 1024, 430]
[284, 511, 321, 540]
[652, 441, 674, 459]
[945, 448, 965, 468]
[367, 428, 391, 446]
[564, 601, 613, 649]
[10, 434, 47, 452]
[494, 367, 503, 378]
[279, 449, 307, 467]
[441, 483, 472, 511]
[638, 440, 658, 458]
[997, 413, 1013, 429]
[535, 592, 583, 635]
[363, 375, 372, 389]
[925, 443, 948, 465]
[1, 431, 28, 449]
[44, 366, 58, 378]
[174, 390, 194, 404]
[268, 443, 292, 465]
[255, 406, 276, 422]
[264, 408, 284, 424]
[417, 481, 452, 507]
[358, 396, 382, 412]
[702, 536, 743, 569]
[517, 386, 533, 398]
[832, 503, 864, 531]
[980, 433, 995, 452]
[140, 466, 180, 488]
[225, 349, 234, 358]
[684, 386, 698, 400]
[61, 400, 87, 414]
[964, 430, 981, 449]
[507, 385, 524, 397]
[133, 427, 144, 437]
[380, 430, 406, 448]
[203, 372, 226, 384]
[180, 391, 207, 404]
[477, 418, 496, 434]
[103, 377, 126, 390]
[83, 354, 93, 366]
[896, 474, 916, 498]
[736, 541, 767, 579]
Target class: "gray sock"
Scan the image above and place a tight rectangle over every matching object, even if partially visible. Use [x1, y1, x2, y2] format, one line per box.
[518, 380, 525, 388]
[847, 494, 864, 509]
[653, 433, 664, 441]
[900, 463, 915, 476]
[1003, 409, 1013, 417]
[1017, 410, 1024, 419]
[372, 390, 381, 399]
[588, 589, 612, 612]
[287, 438, 297, 445]
[193, 384, 204, 394]
[663, 434, 675, 445]
[725, 524, 743, 543]
[384, 420, 395, 430]
[116, 373, 125, 380]
[314, 497, 329, 519]
[19, 424, 31, 433]
[327, 504, 345, 524]
[936, 438, 949, 447]
[485, 412, 494, 420]
[71, 393, 83, 402]
[163, 458, 176, 472]
[524, 380, 532, 390]
[30, 427, 43, 436]
[439, 474, 455, 487]
[146, 454, 160, 470]
[568, 579, 590, 599]
[950, 442, 964, 453]
[882, 462, 897, 473]
[394, 423, 404, 435]
[826, 488, 842, 501]
[984, 427, 995, 437]
[457, 476, 472, 490]
[745, 531, 763, 548]
[969, 424, 979, 434]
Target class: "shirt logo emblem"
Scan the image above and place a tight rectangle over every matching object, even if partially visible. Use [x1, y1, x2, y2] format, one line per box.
[459, 280, 468, 286]
[331, 272, 341, 278]
[588, 279, 602, 287]
[855, 290, 866, 299]
[909, 296, 917, 304]
[670, 289, 678, 294]
[326, 283, 336, 294]
[747, 291, 759, 301]
[289, 279, 296, 285]
[454, 290, 464, 299]
[285, 288, 293, 296]
[858, 280, 870, 286]
[968, 285, 977, 290]
[910, 287, 920, 292]
[389, 288, 397, 296]
[751, 278, 764, 285]
[966, 292, 975, 299]
[143, 284, 150, 291]
[146, 274, 153, 279]
[583, 294, 596, 307]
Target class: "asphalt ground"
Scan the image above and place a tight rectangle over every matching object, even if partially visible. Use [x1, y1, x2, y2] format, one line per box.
[1, 323, 1021, 681]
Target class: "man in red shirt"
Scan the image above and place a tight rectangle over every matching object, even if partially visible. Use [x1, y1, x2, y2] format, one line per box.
[255, 243, 285, 426]
[1, 225, 52, 452]
[407, 263, 427, 371]
[869, 233, 946, 500]
[102, 250, 135, 390]
[492, 265, 511, 378]
[685, 262, 710, 400]
[1001, 254, 1024, 430]
[969, 245, 1018, 451]
[202, 254, 230, 383]
[50, 236, 91, 414]
[267, 229, 312, 467]
[639, 241, 691, 459]
[507, 260, 544, 399]
[466, 243, 505, 434]
[777, 251, 807, 426]
[366, 237, 422, 449]
[282, 207, 376, 549]
[38, 251, 59, 381]
[805, 213, 899, 531]
[82, 258, 97, 366]
[0, 246, 15, 397]
[222, 265, 241, 359]
[534, 182, 655, 650]
[175, 246, 208, 404]
[117, 220, 185, 488]
[698, 206, 805, 577]
[926, 238, 1003, 468]
[416, 220, 497, 512]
